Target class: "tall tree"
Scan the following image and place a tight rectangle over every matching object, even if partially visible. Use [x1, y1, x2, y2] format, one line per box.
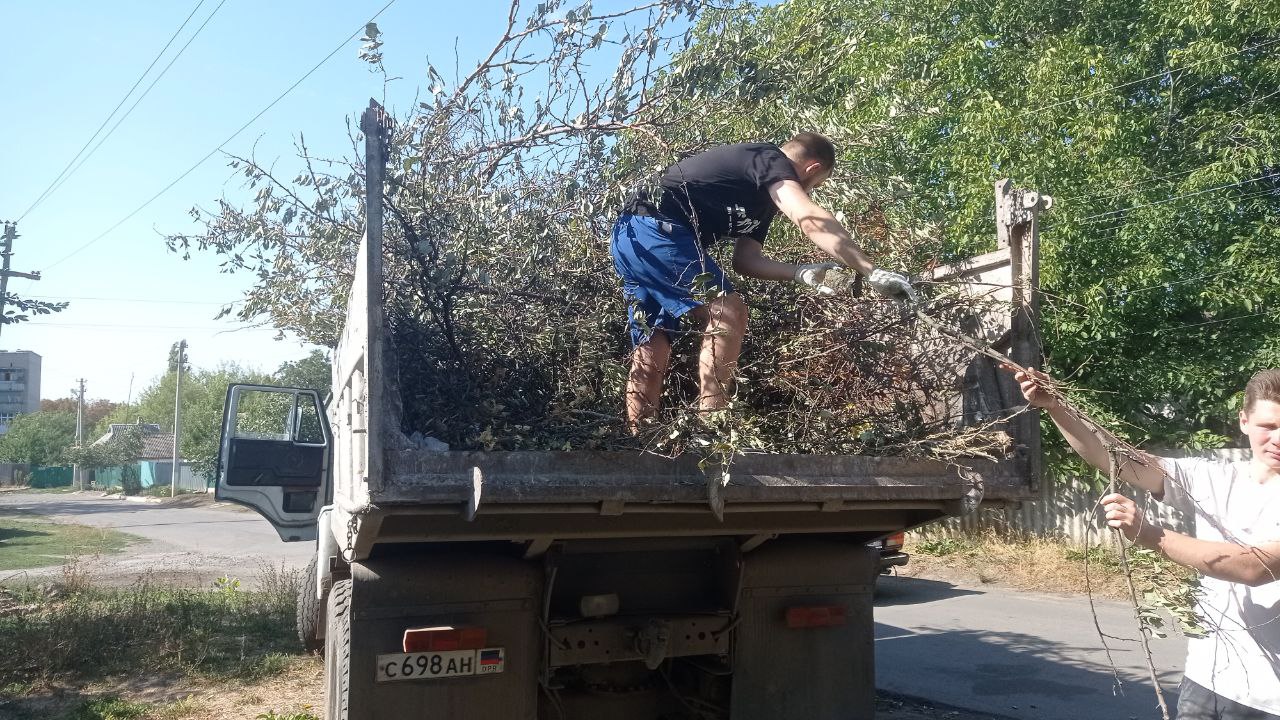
[41, 398, 119, 429]
[275, 350, 331, 393]
[652, 0, 1280, 447]
[0, 411, 76, 466]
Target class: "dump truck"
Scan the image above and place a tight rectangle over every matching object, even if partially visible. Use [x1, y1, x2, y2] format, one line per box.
[215, 101, 1049, 720]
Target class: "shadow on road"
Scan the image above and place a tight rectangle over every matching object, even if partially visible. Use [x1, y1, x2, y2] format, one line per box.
[875, 574, 981, 606]
[875, 619, 1182, 718]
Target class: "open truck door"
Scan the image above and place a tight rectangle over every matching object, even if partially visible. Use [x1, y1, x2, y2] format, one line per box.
[216, 384, 331, 542]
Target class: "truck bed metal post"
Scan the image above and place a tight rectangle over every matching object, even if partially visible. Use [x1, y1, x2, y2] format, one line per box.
[995, 179, 1048, 490]
[360, 100, 388, 497]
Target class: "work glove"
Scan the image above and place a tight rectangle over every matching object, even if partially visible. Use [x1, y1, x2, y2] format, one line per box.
[794, 262, 841, 295]
[867, 268, 919, 304]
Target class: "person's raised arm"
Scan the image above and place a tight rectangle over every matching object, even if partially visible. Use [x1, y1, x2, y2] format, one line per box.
[1014, 368, 1168, 494]
[767, 179, 874, 275]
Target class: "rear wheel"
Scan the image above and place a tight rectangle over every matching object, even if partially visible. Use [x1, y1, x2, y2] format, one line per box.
[324, 579, 352, 720]
[296, 557, 331, 653]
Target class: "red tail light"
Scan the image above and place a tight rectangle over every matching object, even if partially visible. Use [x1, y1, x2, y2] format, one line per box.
[785, 605, 847, 628]
[886, 532, 905, 550]
[402, 626, 488, 652]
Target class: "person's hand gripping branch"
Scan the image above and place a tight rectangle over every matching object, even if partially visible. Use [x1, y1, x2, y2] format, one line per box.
[793, 262, 840, 295]
[867, 268, 918, 305]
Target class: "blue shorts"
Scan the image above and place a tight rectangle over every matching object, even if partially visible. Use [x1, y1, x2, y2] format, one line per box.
[611, 214, 733, 347]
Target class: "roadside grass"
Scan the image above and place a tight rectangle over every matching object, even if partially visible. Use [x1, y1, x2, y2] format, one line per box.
[905, 529, 1198, 623]
[0, 486, 79, 494]
[0, 562, 321, 719]
[0, 513, 138, 572]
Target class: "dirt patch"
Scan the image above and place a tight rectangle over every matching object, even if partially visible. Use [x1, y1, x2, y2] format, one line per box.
[0, 657, 323, 720]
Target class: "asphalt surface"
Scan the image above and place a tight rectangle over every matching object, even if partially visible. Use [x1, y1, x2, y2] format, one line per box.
[0, 490, 311, 586]
[875, 574, 1186, 720]
[2, 491, 1188, 718]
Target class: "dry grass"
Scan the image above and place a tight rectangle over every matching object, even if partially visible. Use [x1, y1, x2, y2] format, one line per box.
[0, 656, 322, 720]
[900, 530, 1195, 602]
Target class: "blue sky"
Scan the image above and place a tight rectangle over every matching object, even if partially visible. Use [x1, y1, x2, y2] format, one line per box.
[0, 1, 560, 403]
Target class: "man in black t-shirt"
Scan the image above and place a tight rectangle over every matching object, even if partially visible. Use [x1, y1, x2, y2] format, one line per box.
[611, 132, 916, 430]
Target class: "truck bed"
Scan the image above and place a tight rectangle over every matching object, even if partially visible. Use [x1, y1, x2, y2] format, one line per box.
[329, 160, 1042, 555]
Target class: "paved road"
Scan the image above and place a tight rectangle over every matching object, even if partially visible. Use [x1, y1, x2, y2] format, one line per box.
[0, 491, 310, 587]
[875, 574, 1187, 720]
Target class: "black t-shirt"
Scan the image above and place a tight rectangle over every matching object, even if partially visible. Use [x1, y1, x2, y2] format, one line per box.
[650, 143, 799, 246]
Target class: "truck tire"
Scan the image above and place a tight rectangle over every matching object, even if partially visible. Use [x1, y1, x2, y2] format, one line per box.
[324, 579, 352, 720]
[297, 557, 331, 654]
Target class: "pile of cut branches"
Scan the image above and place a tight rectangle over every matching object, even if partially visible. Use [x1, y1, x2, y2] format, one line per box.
[171, 0, 1017, 460]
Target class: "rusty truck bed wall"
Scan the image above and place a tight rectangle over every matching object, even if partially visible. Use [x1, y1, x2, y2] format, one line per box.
[330, 126, 1044, 555]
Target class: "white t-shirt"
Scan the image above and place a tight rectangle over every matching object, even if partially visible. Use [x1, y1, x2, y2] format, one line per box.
[1160, 456, 1280, 714]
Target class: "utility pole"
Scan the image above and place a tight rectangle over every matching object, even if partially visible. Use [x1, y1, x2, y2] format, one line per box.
[0, 222, 45, 343]
[171, 340, 187, 498]
[74, 379, 86, 490]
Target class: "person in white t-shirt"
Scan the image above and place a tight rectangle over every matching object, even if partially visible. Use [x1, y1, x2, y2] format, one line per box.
[1015, 367, 1280, 719]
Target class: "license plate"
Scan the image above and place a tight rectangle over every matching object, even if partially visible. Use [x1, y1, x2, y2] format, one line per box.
[376, 648, 505, 682]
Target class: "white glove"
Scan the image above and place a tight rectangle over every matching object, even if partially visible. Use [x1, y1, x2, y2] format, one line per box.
[794, 262, 841, 295]
[867, 268, 918, 304]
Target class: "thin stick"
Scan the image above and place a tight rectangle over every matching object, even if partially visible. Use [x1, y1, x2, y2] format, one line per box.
[1107, 448, 1172, 720]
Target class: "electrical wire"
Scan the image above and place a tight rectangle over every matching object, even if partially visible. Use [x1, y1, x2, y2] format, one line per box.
[1020, 38, 1280, 116]
[39, 0, 398, 273]
[17, 0, 212, 221]
[35, 0, 232, 216]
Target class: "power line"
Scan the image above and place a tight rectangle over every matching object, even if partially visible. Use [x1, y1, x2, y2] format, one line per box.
[1070, 173, 1280, 226]
[22, 321, 278, 332]
[1022, 38, 1280, 116]
[17, 0, 210, 221]
[1043, 184, 1279, 238]
[25, 294, 236, 305]
[40, 0, 398, 273]
[38, 0, 231, 214]
[1056, 91, 1280, 206]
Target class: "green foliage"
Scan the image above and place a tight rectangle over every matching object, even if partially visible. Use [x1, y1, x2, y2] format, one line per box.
[67, 696, 149, 720]
[167, 0, 1278, 455]
[1128, 546, 1205, 638]
[1066, 541, 1203, 637]
[913, 536, 976, 557]
[274, 350, 331, 393]
[656, 0, 1280, 451]
[0, 411, 75, 466]
[0, 290, 68, 326]
[64, 425, 143, 471]
[0, 515, 135, 571]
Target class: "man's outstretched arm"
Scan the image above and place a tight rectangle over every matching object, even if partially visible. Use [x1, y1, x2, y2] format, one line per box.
[767, 179, 875, 275]
[1105, 492, 1280, 586]
[1014, 368, 1169, 495]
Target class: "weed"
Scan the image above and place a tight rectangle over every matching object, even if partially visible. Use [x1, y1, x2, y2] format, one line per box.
[213, 576, 242, 594]
[68, 696, 150, 720]
[257, 711, 320, 720]
[912, 536, 974, 557]
[0, 577, 302, 689]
